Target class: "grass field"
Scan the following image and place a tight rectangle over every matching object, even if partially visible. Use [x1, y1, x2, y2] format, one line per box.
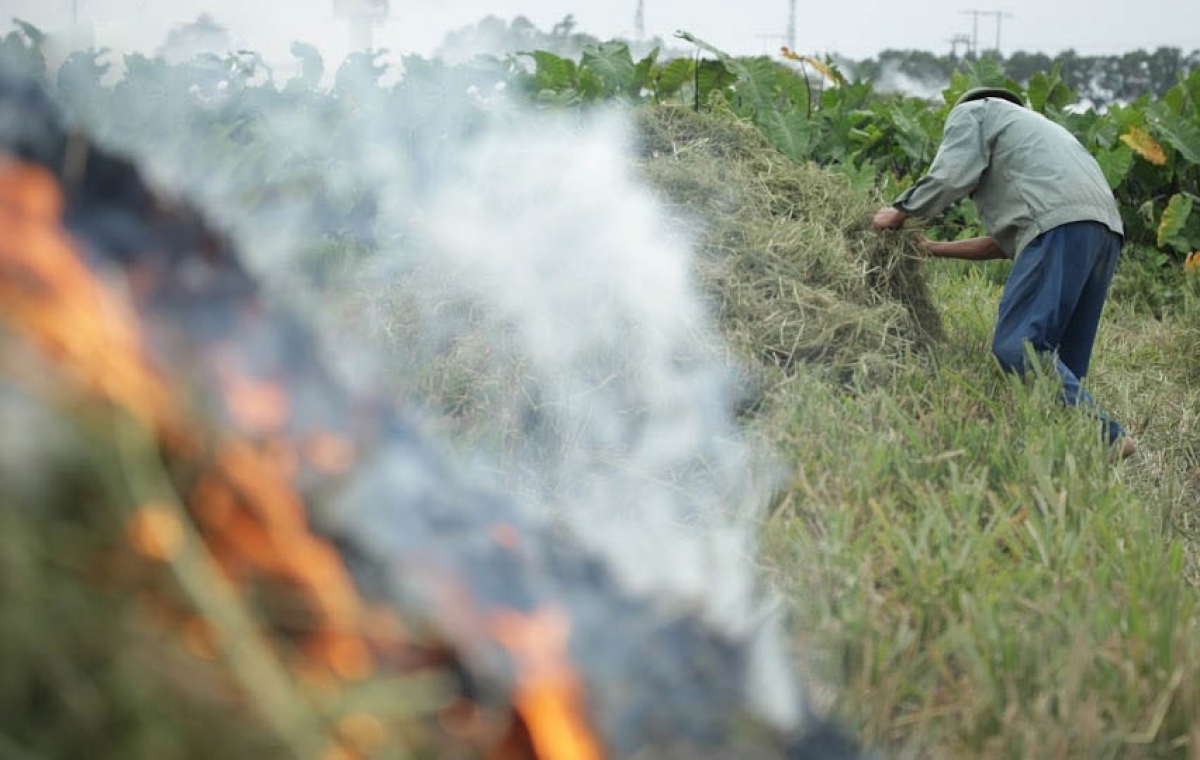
[758, 255, 1200, 759]
[357, 105, 1200, 758]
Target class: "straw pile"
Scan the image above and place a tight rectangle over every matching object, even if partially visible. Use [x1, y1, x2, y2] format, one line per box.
[635, 105, 942, 389]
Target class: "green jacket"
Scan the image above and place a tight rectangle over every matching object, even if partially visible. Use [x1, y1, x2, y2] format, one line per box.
[893, 97, 1123, 258]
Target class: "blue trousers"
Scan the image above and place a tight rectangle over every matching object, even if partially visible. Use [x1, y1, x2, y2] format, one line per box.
[991, 221, 1126, 444]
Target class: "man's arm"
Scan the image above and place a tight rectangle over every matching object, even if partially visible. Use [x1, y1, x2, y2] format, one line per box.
[920, 235, 1006, 261]
[872, 103, 989, 230]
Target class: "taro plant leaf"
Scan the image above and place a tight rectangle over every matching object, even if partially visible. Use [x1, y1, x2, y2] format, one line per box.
[653, 57, 694, 99]
[576, 68, 605, 101]
[1157, 193, 1194, 250]
[1121, 126, 1168, 166]
[756, 109, 812, 162]
[1027, 65, 1074, 114]
[694, 59, 737, 107]
[774, 65, 810, 114]
[629, 48, 659, 98]
[580, 41, 636, 97]
[522, 50, 576, 91]
[890, 105, 932, 164]
[731, 56, 782, 114]
[836, 160, 878, 193]
[1174, 69, 1200, 117]
[1095, 144, 1134, 189]
[942, 69, 974, 108]
[1149, 107, 1200, 166]
[676, 31, 777, 114]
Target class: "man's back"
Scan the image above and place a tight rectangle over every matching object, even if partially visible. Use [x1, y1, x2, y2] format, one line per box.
[893, 97, 1123, 258]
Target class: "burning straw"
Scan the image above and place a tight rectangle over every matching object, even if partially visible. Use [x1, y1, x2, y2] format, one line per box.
[0, 67, 864, 760]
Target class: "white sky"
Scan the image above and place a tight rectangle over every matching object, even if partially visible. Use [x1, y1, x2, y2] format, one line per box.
[8, 0, 1200, 68]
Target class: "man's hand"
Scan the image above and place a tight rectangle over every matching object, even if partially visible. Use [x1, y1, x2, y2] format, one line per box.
[872, 206, 908, 231]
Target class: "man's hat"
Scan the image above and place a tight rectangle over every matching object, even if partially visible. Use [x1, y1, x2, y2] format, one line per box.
[953, 86, 1026, 108]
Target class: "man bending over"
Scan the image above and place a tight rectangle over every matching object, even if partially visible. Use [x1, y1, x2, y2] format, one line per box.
[872, 86, 1135, 457]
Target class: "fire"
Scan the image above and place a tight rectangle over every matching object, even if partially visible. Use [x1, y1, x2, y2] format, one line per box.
[0, 151, 385, 678]
[0, 158, 180, 436]
[1, 146, 611, 759]
[492, 608, 602, 760]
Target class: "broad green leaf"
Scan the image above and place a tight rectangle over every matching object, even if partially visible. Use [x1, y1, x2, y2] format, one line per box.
[1149, 108, 1200, 166]
[730, 56, 781, 113]
[653, 58, 694, 99]
[1181, 69, 1200, 116]
[774, 66, 811, 114]
[1157, 193, 1193, 249]
[694, 59, 737, 107]
[522, 50, 576, 91]
[1027, 66, 1074, 114]
[676, 31, 777, 114]
[576, 68, 605, 101]
[1163, 81, 1187, 116]
[889, 105, 931, 163]
[580, 41, 635, 96]
[1094, 144, 1134, 189]
[756, 109, 811, 161]
[675, 30, 732, 64]
[835, 160, 878, 193]
[629, 48, 659, 98]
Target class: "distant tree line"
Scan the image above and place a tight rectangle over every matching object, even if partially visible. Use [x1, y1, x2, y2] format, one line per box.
[434, 14, 682, 65]
[842, 47, 1200, 105]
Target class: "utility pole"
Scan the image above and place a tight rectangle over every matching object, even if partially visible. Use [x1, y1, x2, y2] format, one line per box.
[634, 0, 645, 41]
[67, 0, 95, 51]
[981, 10, 1013, 53]
[334, 0, 389, 52]
[947, 33, 972, 59]
[786, 0, 797, 51]
[960, 9, 981, 57]
[962, 8, 1013, 55]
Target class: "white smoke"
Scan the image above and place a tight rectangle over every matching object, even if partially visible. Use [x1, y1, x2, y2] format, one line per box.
[413, 112, 764, 603]
[56, 49, 807, 732]
[873, 59, 946, 100]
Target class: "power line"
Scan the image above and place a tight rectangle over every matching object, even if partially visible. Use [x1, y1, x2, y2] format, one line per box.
[961, 8, 1014, 55]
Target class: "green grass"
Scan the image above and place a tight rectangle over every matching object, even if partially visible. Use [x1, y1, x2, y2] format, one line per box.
[758, 260, 1200, 759]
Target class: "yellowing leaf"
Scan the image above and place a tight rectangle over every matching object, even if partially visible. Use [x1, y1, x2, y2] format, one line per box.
[1120, 127, 1167, 166]
[1185, 251, 1200, 274]
[780, 47, 846, 85]
[1158, 193, 1194, 249]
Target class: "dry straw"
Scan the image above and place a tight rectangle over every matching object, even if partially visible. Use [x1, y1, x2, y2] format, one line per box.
[635, 105, 942, 391]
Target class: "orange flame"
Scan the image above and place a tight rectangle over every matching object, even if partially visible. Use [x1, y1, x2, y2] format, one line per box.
[1, 151, 608, 760]
[0, 158, 181, 436]
[491, 608, 603, 760]
[0, 153, 391, 679]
